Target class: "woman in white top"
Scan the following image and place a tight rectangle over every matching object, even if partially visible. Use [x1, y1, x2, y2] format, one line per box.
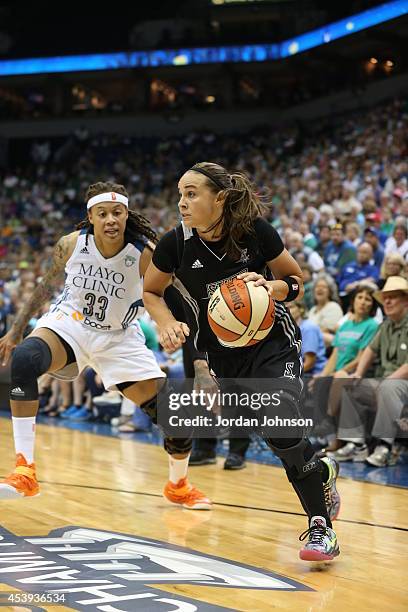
[384, 224, 408, 259]
[308, 274, 344, 347]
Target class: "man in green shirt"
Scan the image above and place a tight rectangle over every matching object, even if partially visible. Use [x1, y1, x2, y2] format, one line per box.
[333, 277, 408, 467]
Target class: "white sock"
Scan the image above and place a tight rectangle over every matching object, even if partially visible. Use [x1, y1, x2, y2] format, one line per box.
[12, 417, 36, 464]
[168, 454, 190, 484]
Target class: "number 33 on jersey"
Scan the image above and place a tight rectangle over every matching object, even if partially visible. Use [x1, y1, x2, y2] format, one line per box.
[52, 230, 146, 331]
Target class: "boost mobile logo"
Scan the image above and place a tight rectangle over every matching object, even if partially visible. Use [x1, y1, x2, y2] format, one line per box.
[0, 526, 312, 611]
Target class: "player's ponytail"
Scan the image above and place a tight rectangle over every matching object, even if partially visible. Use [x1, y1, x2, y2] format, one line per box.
[76, 181, 157, 244]
[189, 162, 267, 261]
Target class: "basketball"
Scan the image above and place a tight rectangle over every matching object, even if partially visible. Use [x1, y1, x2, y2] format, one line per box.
[207, 278, 275, 348]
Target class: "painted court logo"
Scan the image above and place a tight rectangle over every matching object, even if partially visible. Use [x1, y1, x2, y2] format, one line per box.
[0, 525, 311, 611]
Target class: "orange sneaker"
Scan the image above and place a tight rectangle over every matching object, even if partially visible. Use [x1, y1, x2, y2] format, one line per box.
[0, 453, 40, 499]
[163, 477, 212, 510]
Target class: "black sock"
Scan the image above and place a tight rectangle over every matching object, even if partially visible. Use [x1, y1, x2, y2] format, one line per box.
[271, 438, 332, 528]
[320, 460, 329, 483]
[380, 440, 392, 451]
[294, 472, 332, 528]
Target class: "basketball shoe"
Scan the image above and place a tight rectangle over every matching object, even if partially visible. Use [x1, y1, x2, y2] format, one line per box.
[321, 456, 341, 521]
[0, 454, 40, 499]
[299, 516, 340, 561]
[163, 477, 212, 510]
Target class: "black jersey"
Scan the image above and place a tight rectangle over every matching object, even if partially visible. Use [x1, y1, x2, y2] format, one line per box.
[152, 217, 301, 354]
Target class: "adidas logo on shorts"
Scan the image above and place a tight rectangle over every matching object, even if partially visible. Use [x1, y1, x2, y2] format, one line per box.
[11, 387, 25, 397]
[191, 259, 204, 268]
[80, 246, 89, 254]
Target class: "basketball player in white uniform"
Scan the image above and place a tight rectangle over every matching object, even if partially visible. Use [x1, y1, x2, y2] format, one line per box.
[0, 181, 211, 510]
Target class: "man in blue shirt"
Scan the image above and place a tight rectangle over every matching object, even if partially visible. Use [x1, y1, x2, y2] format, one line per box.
[324, 223, 357, 283]
[338, 242, 379, 298]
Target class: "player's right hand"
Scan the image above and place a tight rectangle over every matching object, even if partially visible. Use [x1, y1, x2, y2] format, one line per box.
[0, 329, 22, 366]
[158, 321, 190, 352]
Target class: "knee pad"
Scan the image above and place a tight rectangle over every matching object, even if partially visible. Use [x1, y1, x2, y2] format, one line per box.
[140, 393, 159, 425]
[140, 382, 193, 454]
[164, 436, 193, 456]
[260, 388, 306, 439]
[266, 437, 321, 481]
[10, 337, 52, 401]
[139, 380, 181, 424]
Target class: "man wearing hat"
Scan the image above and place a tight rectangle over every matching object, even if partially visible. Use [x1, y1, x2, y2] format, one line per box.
[330, 277, 408, 467]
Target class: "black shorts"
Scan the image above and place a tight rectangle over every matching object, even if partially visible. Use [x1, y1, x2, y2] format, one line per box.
[208, 324, 300, 377]
[207, 324, 302, 398]
[204, 326, 303, 437]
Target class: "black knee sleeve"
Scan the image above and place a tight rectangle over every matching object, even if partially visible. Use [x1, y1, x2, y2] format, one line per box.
[140, 392, 158, 425]
[266, 437, 321, 481]
[10, 337, 52, 401]
[140, 381, 193, 455]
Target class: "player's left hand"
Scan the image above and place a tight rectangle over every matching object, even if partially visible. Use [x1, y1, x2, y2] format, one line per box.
[237, 272, 268, 288]
[237, 273, 275, 296]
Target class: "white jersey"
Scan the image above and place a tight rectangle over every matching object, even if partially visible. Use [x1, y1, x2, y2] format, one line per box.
[52, 230, 146, 332]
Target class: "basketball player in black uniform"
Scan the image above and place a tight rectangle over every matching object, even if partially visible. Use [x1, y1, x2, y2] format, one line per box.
[144, 162, 341, 561]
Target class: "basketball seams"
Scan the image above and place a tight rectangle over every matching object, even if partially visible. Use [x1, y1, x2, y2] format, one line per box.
[208, 318, 242, 341]
[220, 280, 252, 327]
[234, 284, 271, 346]
[208, 289, 247, 334]
[258, 300, 276, 331]
[251, 296, 275, 341]
[208, 278, 275, 348]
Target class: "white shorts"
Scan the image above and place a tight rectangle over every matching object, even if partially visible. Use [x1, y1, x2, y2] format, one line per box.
[34, 308, 165, 390]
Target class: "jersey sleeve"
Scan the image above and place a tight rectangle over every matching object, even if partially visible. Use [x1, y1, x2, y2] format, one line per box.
[152, 229, 178, 274]
[253, 217, 285, 261]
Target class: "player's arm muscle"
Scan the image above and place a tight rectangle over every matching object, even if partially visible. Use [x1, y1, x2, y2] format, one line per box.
[139, 241, 155, 277]
[143, 262, 176, 326]
[11, 232, 77, 337]
[266, 249, 304, 301]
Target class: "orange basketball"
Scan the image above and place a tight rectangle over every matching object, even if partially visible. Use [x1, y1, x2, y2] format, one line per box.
[207, 278, 275, 348]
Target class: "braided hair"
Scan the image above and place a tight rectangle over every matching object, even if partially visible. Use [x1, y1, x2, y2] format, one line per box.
[76, 181, 157, 244]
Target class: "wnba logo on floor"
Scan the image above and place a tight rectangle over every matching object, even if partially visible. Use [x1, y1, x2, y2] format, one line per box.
[0, 525, 312, 611]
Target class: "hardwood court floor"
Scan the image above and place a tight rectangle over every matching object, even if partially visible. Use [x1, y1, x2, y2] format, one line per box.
[0, 420, 407, 611]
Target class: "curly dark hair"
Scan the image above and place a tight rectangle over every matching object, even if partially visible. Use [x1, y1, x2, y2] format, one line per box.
[76, 181, 157, 244]
[349, 283, 377, 318]
[188, 162, 268, 260]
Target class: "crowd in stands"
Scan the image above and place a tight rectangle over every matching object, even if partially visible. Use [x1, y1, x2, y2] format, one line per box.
[1, 96, 407, 468]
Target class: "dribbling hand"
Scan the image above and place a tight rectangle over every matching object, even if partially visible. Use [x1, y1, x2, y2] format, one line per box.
[236, 272, 273, 296]
[159, 321, 190, 352]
